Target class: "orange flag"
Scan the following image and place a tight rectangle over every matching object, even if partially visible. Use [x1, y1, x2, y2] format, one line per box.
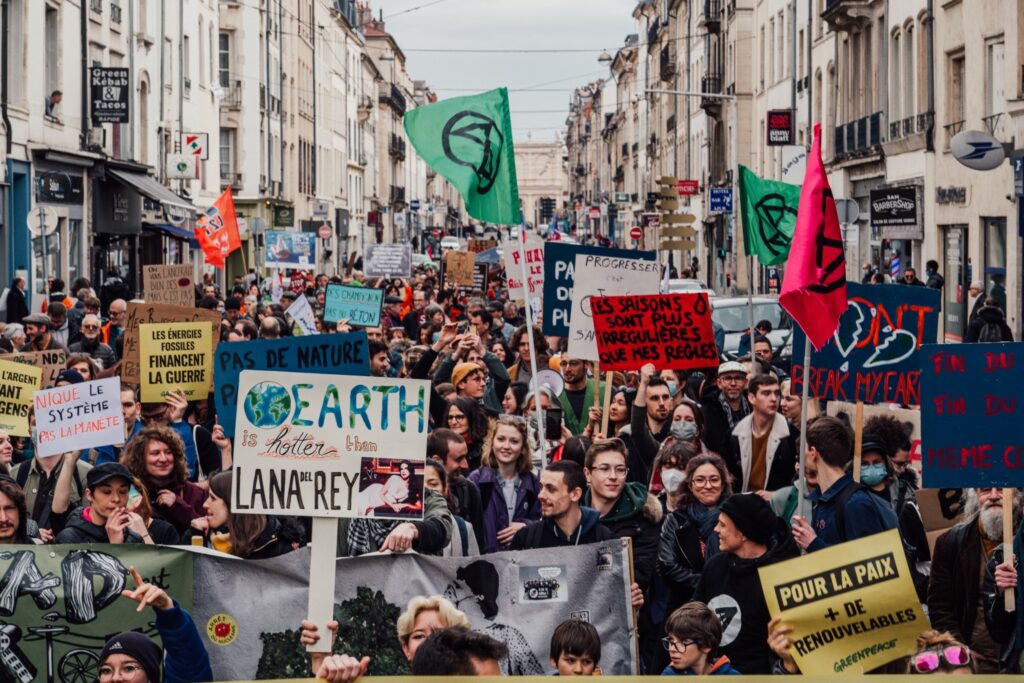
[195, 187, 241, 267]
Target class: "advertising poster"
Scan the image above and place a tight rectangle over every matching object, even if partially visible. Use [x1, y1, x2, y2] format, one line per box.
[264, 231, 317, 270]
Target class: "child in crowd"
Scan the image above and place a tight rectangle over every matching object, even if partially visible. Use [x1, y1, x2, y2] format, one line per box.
[549, 619, 602, 676]
[662, 602, 740, 676]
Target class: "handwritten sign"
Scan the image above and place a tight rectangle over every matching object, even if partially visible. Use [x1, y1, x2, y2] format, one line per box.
[364, 244, 412, 278]
[324, 285, 383, 327]
[0, 359, 40, 436]
[213, 331, 368, 437]
[232, 370, 429, 518]
[138, 322, 214, 403]
[567, 253, 661, 361]
[920, 341, 1024, 487]
[543, 243, 656, 336]
[467, 238, 498, 253]
[590, 293, 718, 371]
[507, 237, 545, 300]
[121, 303, 221, 388]
[445, 251, 476, 287]
[285, 295, 319, 336]
[142, 264, 195, 308]
[758, 529, 926, 675]
[0, 350, 67, 389]
[34, 377, 124, 457]
[792, 283, 939, 405]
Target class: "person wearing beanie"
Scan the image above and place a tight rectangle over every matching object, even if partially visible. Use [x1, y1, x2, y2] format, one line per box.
[692, 492, 799, 673]
[99, 566, 212, 683]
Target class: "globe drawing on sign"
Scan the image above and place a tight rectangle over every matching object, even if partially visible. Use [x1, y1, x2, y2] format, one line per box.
[244, 382, 291, 428]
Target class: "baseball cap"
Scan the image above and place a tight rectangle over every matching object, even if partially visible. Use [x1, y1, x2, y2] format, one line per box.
[86, 463, 134, 490]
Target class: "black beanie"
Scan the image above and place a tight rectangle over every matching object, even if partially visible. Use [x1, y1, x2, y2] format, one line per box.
[99, 631, 161, 682]
[720, 493, 776, 545]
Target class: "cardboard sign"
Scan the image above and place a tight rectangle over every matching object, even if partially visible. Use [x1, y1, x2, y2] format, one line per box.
[567, 253, 661, 361]
[445, 250, 476, 287]
[0, 350, 66, 389]
[285, 296, 319, 336]
[467, 238, 497, 253]
[142, 264, 195, 308]
[507, 237, 545, 300]
[232, 370, 429, 518]
[122, 303, 221, 388]
[33, 377, 124, 458]
[590, 293, 718, 371]
[793, 283, 939, 405]
[543, 243, 656, 336]
[920, 341, 1024, 487]
[364, 244, 412, 278]
[0, 359, 41, 436]
[758, 529, 926, 675]
[138, 322, 214, 403]
[213, 331, 368, 437]
[826, 401, 922, 474]
[324, 285, 383, 327]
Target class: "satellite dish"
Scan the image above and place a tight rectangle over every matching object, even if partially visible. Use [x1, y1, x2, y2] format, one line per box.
[951, 130, 1006, 171]
[534, 369, 564, 397]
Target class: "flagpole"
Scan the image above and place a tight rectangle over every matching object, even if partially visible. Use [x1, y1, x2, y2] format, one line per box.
[518, 213, 546, 467]
[796, 340, 812, 520]
[747, 255, 756, 365]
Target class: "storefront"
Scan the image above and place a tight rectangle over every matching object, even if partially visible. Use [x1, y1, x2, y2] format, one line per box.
[31, 153, 92, 302]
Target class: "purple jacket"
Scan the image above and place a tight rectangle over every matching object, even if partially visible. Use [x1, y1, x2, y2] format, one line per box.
[468, 467, 541, 554]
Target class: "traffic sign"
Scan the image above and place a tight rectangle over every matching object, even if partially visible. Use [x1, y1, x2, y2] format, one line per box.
[410, 199, 421, 211]
[629, 226, 643, 240]
[27, 205, 58, 237]
[317, 224, 332, 239]
[614, 192, 630, 203]
[676, 180, 699, 196]
[709, 187, 734, 212]
[660, 226, 697, 239]
[662, 239, 697, 250]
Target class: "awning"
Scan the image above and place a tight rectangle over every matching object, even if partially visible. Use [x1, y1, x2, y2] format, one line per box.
[144, 223, 199, 248]
[106, 169, 197, 213]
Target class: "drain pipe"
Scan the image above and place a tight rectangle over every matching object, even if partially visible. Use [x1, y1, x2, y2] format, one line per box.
[1, 0, 11, 154]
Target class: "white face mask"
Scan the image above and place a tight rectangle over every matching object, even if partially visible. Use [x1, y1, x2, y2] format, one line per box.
[661, 469, 686, 495]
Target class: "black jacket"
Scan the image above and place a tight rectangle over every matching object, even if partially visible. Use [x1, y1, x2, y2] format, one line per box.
[693, 518, 800, 674]
[68, 338, 117, 371]
[449, 475, 486, 552]
[927, 518, 983, 645]
[183, 515, 305, 559]
[965, 305, 1014, 343]
[700, 386, 750, 459]
[55, 507, 145, 544]
[658, 504, 718, 612]
[4, 286, 28, 324]
[510, 507, 616, 550]
[583, 483, 663, 590]
[619, 405, 670, 485]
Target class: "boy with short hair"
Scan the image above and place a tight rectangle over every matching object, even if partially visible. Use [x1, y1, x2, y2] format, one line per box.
[662, 602, 740, 676]
[549, 619, 602, 676]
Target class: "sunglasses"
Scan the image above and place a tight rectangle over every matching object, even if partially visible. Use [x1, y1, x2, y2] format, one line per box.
[910, 645, 971, 673]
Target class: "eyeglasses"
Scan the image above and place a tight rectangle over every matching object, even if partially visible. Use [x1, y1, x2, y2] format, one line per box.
[448, 414, 467, 422]
[910, 645, 971, 673]
[591, 465, 628, 476]
[661, 637, 695, 653]
[720, 375, 746, 383]
[82, 324, 100, 330]
[691, 476, 722, 488]
[99, 664, 144, 679]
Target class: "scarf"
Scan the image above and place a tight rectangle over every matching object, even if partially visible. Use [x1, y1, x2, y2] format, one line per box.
[558, 379, 599, 436]
[346, 518, 399, 556]
[717, 391, 750, 431]
[687, 502, 721, 558]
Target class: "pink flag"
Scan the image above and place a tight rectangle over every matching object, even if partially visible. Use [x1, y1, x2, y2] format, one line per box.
[779, 124, 848, 350]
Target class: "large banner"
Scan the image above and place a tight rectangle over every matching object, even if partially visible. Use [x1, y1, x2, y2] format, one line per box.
[212, 331, 368, 437]
[192, 542, 638, 679]
[792, 283, 939, 405]
[265, 231, 317, 270]
[232, 371, 429, 518]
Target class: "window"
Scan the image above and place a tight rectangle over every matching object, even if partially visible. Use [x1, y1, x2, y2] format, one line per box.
[948, 51, 966, 128]
[768, 19, 775, 83]
[220, 129, 235, 182]
[45, 4, 60, 101]
[778, 11, 785, 80]
[198, 18, 205, 87]
[759, 26, 765, 88]
[798, 29, 805, 78]
[7, 0, 24, 106]
[218, 32, 231, 86]
[164, 37, 173, 89]
[183, 35, 191, 94]
[903, 26, 914, 120]
[891, 32, 902, 124]
[986, 40, 1005, 119]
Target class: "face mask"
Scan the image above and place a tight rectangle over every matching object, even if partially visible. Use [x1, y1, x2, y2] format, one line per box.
[666, 380, 678, 396]
[670, 419, 698, 443]
[661, 469, 686, 495]
[860, 464, 887, 486]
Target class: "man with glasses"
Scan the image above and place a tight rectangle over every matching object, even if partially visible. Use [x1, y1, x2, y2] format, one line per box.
[701, 361, 751, 464]
[558, 354, 602, 437]
[102, 299, 127, 357]
[435, 332, 510, 415]
[900, 266, 925, 286]
[727, 374, 798, 494]
[69, 314, 116, 370]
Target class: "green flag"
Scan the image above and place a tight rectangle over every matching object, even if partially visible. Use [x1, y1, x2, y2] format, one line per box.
[738, 164, 800, 265]
[404, 88, 520, 225]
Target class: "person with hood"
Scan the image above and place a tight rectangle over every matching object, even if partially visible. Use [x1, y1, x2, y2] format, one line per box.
[621, 364, 673, 485]
[55, 463, 146, 544]
[925, 259, 945, 290]
[692, 492, 800, 673]
[966, 297, 1014, 343]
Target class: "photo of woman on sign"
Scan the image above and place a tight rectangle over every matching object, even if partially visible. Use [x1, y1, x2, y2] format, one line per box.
[359, 458, 424, 519]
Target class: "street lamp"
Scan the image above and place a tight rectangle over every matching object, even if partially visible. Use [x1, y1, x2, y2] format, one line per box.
[597, 51, 613, 65]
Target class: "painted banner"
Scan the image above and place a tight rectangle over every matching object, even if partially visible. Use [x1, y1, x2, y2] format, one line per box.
[364, 244, 412, 279]
[33, 377, 124, 458]
[142, 264, 195, 308]
[567, 252, 661, 361]
[445, 250, 476, 287]
[0, 359, 40, 436]
[920, 341, 1024, 488]
[138, 322, 214, 403]
[792, 283, 939, 405]
[543, 243, 656, 336]
[213, 331, 368, 437]
[121, 303, 222, 388]
[323, 284, 383, 326]
[826, 401, 922, 473]
[284, 296, 319, 336]
[193, 541, 637, 679]
[507, 236, 545, 300]
[265, 231, 317, 270]
[0, 350, 66, 389]
[758, 529, 927, 675]
[590, 293, 718, 372]
[232, 370, 430, 518]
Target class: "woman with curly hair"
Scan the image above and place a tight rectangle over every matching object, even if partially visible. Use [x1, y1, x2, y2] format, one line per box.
[120, 425, 207, 536]
[442, 396, 491, 472]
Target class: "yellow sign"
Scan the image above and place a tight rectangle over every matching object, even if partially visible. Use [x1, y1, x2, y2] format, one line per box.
[0, 359, 41, 436]
[757, 529, 927, 675]
[139, 321, 214, 403]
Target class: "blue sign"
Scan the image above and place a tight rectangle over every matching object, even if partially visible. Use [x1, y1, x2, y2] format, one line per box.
[213, 331, 368, 436]
[921, 341, 1024, 488]
[264, 231, 317, 270]
[410, 199, 421, 211]
[709, 187, 733, 213]
[324, 284, 383, 326]
[542, 243, 656, 336]
[792, 283, 940, 405]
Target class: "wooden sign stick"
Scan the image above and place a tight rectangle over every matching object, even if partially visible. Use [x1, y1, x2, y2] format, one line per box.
[305, 517, 339, 653]
[1003, 487, 1016, 612]
[600, 371, 614, 437]
[852, 400, 864, 483]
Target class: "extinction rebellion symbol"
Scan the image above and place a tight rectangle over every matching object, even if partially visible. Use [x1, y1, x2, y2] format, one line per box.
[442, 111, 503, 194]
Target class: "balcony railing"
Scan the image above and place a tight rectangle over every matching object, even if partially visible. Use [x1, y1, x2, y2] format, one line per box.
[943, 119, 965, 148]
[703, 0, 721, 32]
[700, 74, 722, 111]
[111, 2, 122, 23]
[389, 133, 406, 159]
[660, 45, 676, 82]
[220, 79, 242, 110]
[822, 0, 874, 31]
[378, 82, 407, 115]
[389, 185, 406, 207]
[834, 111, 883, 158]
[888, 112, 933, 139]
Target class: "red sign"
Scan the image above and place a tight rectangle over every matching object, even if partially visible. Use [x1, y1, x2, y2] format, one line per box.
[290, 272, 307, 294]
[676, 180, 699, 196]
[643, 214, 661, 228]
[767, 109, 795, 146]
[629, 226, 643, 240]
[590, 293, 719, 371]
[588, 207, 601, 219]
[317, 224, 332, 239]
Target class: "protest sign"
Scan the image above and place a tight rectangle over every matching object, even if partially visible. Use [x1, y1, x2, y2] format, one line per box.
[543, 243, 656, 336]
[265, 231, 317, 269]
[826, 401, 922, 473]
[0, 349, 67, 388]
[792, 283, 939, 405]
[285, 295, 319, 336]
[324, 284, 383, 326]
[567, 253, 661, 360]
[472, 262, 489, 291]
[33, 377, 124, 457]
[232, 370, 429, 518]
[364, 243, 412, 278]
[917, 488, 965, 555]
[467, 237, 498, 253]
[122, 302, 222, 387]
[445, 250, 476, 287]
[920, 341, 1024, 488]
[142, 263, 195, 308]
[758, 529, 927, 675]
[590, 293, 718, 371]
[507, 236, 544, 300]
[138, 321, 214, 403]
[0, 358, 40, 436]
[213, 331, 368, 437]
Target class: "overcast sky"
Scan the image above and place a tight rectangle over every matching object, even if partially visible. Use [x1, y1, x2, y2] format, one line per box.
[373, 0, 639, 142]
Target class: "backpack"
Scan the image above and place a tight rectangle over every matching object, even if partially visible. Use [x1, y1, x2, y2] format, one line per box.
[978, 320, 1004, 343]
